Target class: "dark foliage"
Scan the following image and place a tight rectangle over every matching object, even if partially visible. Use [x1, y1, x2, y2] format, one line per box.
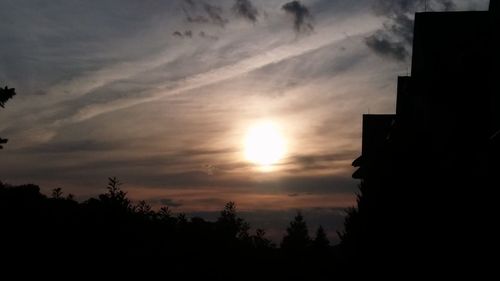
[0, 86, 15, 108]
[281, 211, 311, 252]
[0, 179, 335, 279]
[313, 225, 330, 250]
[0, 85, 15, 149]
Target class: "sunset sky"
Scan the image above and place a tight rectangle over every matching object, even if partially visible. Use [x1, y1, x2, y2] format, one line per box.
[0, 0, 489, 241]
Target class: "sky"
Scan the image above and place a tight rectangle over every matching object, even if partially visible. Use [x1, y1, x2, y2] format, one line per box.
[0, 0, 489, 241]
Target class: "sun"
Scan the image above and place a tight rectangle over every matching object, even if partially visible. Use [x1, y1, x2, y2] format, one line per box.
[244, 121, 286, 169]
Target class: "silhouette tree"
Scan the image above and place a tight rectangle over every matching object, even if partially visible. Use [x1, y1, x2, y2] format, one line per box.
[66, 193, 75, 201]
[135, 200, 153, 218]
[1, 180, 335, 278]
[0, 86, 15, 108]
[0, 85, 16, 149]
[337, 180, 372, 259]
[216, 201, 250, 241]
[313, 225, 330, 250]
[158, 206, 173, 220]
[176, 212, 188, 230]
[252, 228, 275, 249]
[51, 188, 63, 199]
[98, 177, 131, 210]
[281, 211, 311, 252]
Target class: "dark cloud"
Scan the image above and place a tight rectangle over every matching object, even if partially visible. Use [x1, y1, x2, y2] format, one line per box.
[232, 0, 259, 23]
[20, 153, 355, 193]
[159, 198, 183, 207]
[173, 30, 193, 38]
[373, 0, 456, 15]
[291, 151, 358, 170]
[23, 139, 118, 154]
[389, 13, 415, 44]
[202, 164, 218, 175]
[182, 148, 235, 156]
[365, 31, 409, 61]
[282, 1, 314, 34]
[6, 146, 236, 184]
[203, 3, 228, 27]
[139, 170, 355, 195]
[366, 0, 419, 61]
[442, 0, 457, 10]
[186, 14, 211, 24]
[183, 0, 228, 27]
[183, 0, 195, 7]
[266, 174, 356, 194]
[119, 169, 356, 195]
[372, 0, 424, 16]
[367, 0, 458, 61]
[199, 31, 219, 40]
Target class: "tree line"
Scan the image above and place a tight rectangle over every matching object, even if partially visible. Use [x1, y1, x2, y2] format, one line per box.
[0, 178, 342, 279]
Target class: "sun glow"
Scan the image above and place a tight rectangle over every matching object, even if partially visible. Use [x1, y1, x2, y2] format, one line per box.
[244, 121, 286, 170]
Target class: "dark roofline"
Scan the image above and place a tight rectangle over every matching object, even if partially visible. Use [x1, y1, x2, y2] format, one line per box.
[362, 114, 395, 118]
[491, 0, 497, 12]
[415, 11, 489, 17]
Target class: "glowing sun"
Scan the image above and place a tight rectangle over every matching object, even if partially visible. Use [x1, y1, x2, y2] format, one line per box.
[244, 121, 286, 169]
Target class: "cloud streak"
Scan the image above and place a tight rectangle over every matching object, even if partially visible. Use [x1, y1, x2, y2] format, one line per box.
[56, 25, 360, 125]
[159, 198, 183, 207]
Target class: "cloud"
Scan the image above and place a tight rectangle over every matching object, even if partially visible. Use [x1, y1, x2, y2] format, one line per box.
[373, 0, 456, 15]
[172, 30, 193, 38]
[199, 31, 219, 40]
[183, 0, 195, 7]
[23, 139, 118, 154]
[183, 0, 228, 27]
[365, 0, 419, 61]
[365, 31, 409, 61]
[186, 14, 211, 24]
[366, 0, 459, 61]
[232, 0, 259, 23]
[289, 151, 359, 171]
[262, 174, 356, 194]
[203, 3, 229, 27]
[372, 0, 424, 16]
[159, 198, 183, 207]
[49, 23, 356, 125]
[281, 1, 314, 34]
[441, 0, 457, 10]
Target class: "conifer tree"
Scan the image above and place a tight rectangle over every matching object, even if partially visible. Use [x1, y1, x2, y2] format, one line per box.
[281, 212, 311, 251]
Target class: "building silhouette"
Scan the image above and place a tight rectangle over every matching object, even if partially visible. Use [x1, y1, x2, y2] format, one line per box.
[349, 0, 498, 274]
